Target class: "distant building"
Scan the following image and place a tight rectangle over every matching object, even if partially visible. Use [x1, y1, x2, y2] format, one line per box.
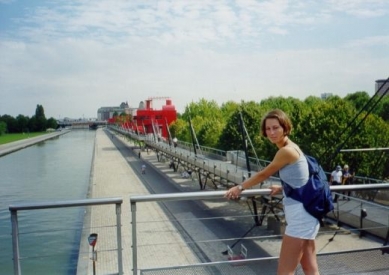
[375, 79, 389, 96]
[97, 102, 134, 120]
[321, 93, 333, 99]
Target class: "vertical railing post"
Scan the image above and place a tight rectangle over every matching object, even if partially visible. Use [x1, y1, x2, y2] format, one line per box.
[10, 209, 21, 275]
[359, 202, 368, 238]
[116, 203, 124, 275]
[336, 200, 340, 226]
[131, 201, 138, 275]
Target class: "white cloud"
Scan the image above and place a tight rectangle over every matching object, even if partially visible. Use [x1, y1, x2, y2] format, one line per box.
[328, 0, 389, 18]
[0, 0, 388, 118]
[344, 35, 389, 48]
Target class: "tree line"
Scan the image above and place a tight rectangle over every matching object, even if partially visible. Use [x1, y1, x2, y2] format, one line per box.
[169, 92, 389, 180]
[0, 104, 58, 135]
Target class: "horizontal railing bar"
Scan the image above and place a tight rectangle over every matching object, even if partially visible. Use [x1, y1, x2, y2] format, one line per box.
[340, 147, 389, 152]
[131, 189, 270, 203]
[9, 197, 123, 211]
[130, 183, 389, 203]
[330, 182, 389, 190]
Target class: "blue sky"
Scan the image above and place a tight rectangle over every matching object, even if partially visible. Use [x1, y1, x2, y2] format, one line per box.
[1, 0, 388, 119]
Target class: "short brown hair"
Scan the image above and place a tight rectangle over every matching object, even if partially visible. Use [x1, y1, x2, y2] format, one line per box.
[261, 109, 292, 137]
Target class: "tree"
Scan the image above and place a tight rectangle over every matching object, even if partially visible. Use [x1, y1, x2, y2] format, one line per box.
[172, 95, 389, 179]
[16, 114, 30, 132]
[197, 118, 224, 148]
[169, 118, 190, 143]
[28, 116, 37, 132]
[34, 104, 47, 132]
[46, 117, 58, 129]
[0, 115, 18, 133]
[297, 97, 357, 170]
[374, 96, 389, 122]
[179, 99, 224, 146]
[344, 91, 370, 112]
[218, 101, 261, 154]
[0, 121, 6, 135]
[220, 101, 240, 120]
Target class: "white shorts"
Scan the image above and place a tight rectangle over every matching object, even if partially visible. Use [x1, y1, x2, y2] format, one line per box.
[284, 203, 320, 240]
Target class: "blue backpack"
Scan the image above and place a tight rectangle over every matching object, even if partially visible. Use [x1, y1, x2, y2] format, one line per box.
[281, 155, 334, 225]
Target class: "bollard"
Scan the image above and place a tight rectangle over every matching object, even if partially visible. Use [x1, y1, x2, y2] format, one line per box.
[359, 209, 367, 238]
[88, 233, 98, 275]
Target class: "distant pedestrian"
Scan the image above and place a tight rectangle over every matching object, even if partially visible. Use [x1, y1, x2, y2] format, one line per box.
[138, 151, 141, 158]
[342, 164, 353, 200]
[141, 164, 146, 174]
[173, 137, 178, 148]
[330, 165, 343, 203]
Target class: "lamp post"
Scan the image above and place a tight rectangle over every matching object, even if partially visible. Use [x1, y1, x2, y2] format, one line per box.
[88, 233, 98, 275]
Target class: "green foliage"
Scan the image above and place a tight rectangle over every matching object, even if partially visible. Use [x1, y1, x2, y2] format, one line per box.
[344, 91, 370, 111]
[197, 118, 224, 148]
[0, 132, 47, 145]
[0, 115, 18, 133]
[1, 104, 57, 133]
[16, 114, 29, 132]
[218, 101, 261, 153]
[0, 121, 6, 135]
[32, 104, 47, 132]
[220, 101, 240, 119]
[173, 93, 389, 180]
[35, 104, 45, 118]
[169, 118, 190, 142]
[374, 96, 389, 121]
[46, 117, 58, 129]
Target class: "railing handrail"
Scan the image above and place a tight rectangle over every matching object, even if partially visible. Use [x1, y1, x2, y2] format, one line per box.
[129, 183, 389, 203]
[9, 197, 123, 211]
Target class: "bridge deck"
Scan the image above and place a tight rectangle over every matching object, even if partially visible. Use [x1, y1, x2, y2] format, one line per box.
[113, 126, 389, 239]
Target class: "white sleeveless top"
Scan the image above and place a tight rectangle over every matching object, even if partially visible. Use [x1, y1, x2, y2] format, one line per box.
[279, 149, 309, 206]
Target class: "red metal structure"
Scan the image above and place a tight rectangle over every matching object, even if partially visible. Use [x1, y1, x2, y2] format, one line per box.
[109, 97, 177, 140]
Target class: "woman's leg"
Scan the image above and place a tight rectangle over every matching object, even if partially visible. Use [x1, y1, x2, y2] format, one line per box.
[300, 239, 319, 275]
[278, 235, 319, 275]
[277, 234, 304, 275]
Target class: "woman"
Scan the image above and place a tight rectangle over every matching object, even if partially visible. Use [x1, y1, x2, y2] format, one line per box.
[225, 109, 320, 275]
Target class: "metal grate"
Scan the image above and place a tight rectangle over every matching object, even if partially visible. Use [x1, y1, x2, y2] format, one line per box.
[140, 247, 389, 275]
[296, 248, 389, 275]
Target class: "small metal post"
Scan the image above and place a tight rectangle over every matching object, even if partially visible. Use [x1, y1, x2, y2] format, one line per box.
[10, 210, 21, 275]
[360, 208, 368, 238]
[131, 201, 138, 275]
[92, 246, 97, 275]
[116, 203, 123, 275]
[336, 200, 340, 226]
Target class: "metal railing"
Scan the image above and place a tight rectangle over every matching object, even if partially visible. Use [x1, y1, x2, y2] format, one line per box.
[8, 184, 389, 275]
[130, 184, 389, 275]
[9, 197, 124, 275]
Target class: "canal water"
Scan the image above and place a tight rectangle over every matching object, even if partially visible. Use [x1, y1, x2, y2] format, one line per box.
[0, 130, 96, 275]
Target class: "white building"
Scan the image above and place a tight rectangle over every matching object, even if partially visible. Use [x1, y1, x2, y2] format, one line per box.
[97, 102, 134, 121]
[375, 79, 389, 96]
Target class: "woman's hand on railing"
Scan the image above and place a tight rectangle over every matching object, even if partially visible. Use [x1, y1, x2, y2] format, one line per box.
[225, 186, 242, 200]
[269, 185, 283, 196]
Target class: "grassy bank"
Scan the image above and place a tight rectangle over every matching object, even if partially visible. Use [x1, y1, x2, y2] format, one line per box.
[0, 132, 47, 145]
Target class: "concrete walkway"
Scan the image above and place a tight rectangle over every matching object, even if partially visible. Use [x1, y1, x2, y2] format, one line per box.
[79, 128, 199, 275]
